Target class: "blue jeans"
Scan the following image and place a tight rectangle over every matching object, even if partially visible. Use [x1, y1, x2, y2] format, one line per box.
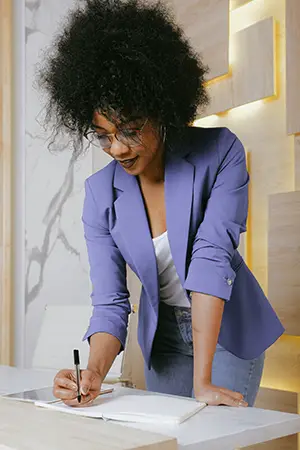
[144, 302, 265, 407]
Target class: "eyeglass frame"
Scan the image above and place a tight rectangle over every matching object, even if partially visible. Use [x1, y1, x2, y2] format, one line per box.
[84, 118, 149, 149]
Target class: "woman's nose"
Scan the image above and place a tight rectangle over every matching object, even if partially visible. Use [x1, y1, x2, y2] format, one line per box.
[109, 138, 132, 160]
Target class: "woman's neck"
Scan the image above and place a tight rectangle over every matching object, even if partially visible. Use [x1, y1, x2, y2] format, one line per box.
[139, 143, 165, 185]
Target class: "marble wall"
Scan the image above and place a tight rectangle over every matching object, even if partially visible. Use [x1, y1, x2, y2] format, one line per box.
[23, 0, 143, 368]
[25, 0, 93, 366]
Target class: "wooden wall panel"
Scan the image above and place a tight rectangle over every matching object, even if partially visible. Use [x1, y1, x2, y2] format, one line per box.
[261, 335, 300, 393]
[286, 0, 300, 135]
[238, 232, 247, 260]
[168, 0, 229, 81]
[295, 135, 300, 191]
[122, 308, 146, 390]
[121, 269, 145, 389]
[203, 17, 275, 116]
[0, 0, 13, 365]
[246, 388, 298, 450]
[255, 388, 298, 414]
[268, 191, 300, 335]
[230, 0, 252, 10]
[203, 75, 233, 116]
[246, 436, 297, 450]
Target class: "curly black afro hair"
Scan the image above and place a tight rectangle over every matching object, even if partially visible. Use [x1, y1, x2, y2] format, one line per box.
[38, 0, 209, 146]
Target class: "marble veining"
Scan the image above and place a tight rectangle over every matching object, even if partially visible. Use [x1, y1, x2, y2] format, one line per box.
[25, 0, 42, 11]
[25, 152, 80, 310]
[25, 0, 42, 42]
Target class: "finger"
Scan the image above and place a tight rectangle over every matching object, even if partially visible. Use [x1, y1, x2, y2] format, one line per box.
[221, 394, 248, 407]
[78, 391, 99, 406]
[80, 371, 96, 395]
[216, 391, 248, 407]
[54, 376, 77, 391]
[219, 389, 247, 406]
[219, 387, 244, 401]
[77, 397, 95, 408]
[54, 387, 77, 401]
[54, 370, 76, 382]
[64, 394, 91, 408]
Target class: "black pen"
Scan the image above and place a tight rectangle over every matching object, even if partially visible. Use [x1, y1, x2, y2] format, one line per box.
[73, 349, 81, 403]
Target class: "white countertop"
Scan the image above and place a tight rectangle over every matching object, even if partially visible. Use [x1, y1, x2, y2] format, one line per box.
[1, 365, 300, 450]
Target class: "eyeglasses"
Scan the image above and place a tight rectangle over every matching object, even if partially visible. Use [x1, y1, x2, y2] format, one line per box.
[84, 118, 148, 149]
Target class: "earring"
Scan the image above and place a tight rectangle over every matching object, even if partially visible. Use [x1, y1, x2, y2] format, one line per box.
[161, 125, 167, 144]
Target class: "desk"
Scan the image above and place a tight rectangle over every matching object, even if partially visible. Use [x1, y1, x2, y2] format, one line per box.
[1, 366, 300, 450]
[0, 398, 177, 450]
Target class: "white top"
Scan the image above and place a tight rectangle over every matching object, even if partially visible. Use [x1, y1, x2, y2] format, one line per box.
[152, 231, 191, 307]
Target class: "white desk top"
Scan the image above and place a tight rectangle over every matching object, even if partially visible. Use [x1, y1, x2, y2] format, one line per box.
[1, 365, 300, 450]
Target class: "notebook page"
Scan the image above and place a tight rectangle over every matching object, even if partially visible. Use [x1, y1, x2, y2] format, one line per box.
[99, 395, 205, 424]
[36, 393, 206, 424]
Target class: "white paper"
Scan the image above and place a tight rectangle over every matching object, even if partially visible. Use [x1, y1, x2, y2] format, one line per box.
[36, 392, 206, 425]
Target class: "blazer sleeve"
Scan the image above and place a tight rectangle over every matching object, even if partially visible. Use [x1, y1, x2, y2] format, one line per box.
[184, 129, 249, 301]
[82, 178, 131, 348]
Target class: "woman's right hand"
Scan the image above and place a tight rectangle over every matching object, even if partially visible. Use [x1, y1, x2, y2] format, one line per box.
[53, 368, 103, 407]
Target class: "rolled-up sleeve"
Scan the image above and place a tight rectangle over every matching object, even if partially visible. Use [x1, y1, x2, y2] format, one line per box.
[82, 178, 131, 348]
[184, 130, 249, 301]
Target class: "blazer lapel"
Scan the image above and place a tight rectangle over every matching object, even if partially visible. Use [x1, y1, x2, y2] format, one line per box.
[165, 152, 194, 288]
[113, 146, 194, 307]
[113, 163, 159, 307]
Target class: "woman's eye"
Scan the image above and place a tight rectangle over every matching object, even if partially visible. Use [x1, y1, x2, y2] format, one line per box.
[96, 134, 107, 141]
[122, 129, 138, 137]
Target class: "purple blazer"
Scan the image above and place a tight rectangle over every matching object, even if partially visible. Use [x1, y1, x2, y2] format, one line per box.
[82, 126, 284, 368]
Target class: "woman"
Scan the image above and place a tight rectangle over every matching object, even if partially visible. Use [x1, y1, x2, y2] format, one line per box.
[40, 0, 284, 408]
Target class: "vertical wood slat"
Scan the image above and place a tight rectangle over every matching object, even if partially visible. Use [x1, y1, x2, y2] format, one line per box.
[230, 0, 252, 10]
[268, 191, 300, 336]
[167, 0, 230, 82]
[0, 0, 13, 365]
[286, 0, 300, 135]
[295, 135, 300, 191]
[202, 17, 275, 116]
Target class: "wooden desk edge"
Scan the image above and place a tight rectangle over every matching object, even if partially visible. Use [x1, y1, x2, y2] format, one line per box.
[0, 398, 178, 450]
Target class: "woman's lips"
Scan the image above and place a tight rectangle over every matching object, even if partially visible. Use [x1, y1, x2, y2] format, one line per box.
[118, 156, 139, 169]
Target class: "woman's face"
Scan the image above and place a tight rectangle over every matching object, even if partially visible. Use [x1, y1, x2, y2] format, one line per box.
[88, 112, 164, 176]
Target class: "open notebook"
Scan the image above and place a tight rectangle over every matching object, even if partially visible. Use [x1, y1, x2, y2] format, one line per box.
[36, 392, 206, 425]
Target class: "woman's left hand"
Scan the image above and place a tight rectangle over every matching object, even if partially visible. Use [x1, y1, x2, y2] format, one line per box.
[195, 383, 248, 407]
